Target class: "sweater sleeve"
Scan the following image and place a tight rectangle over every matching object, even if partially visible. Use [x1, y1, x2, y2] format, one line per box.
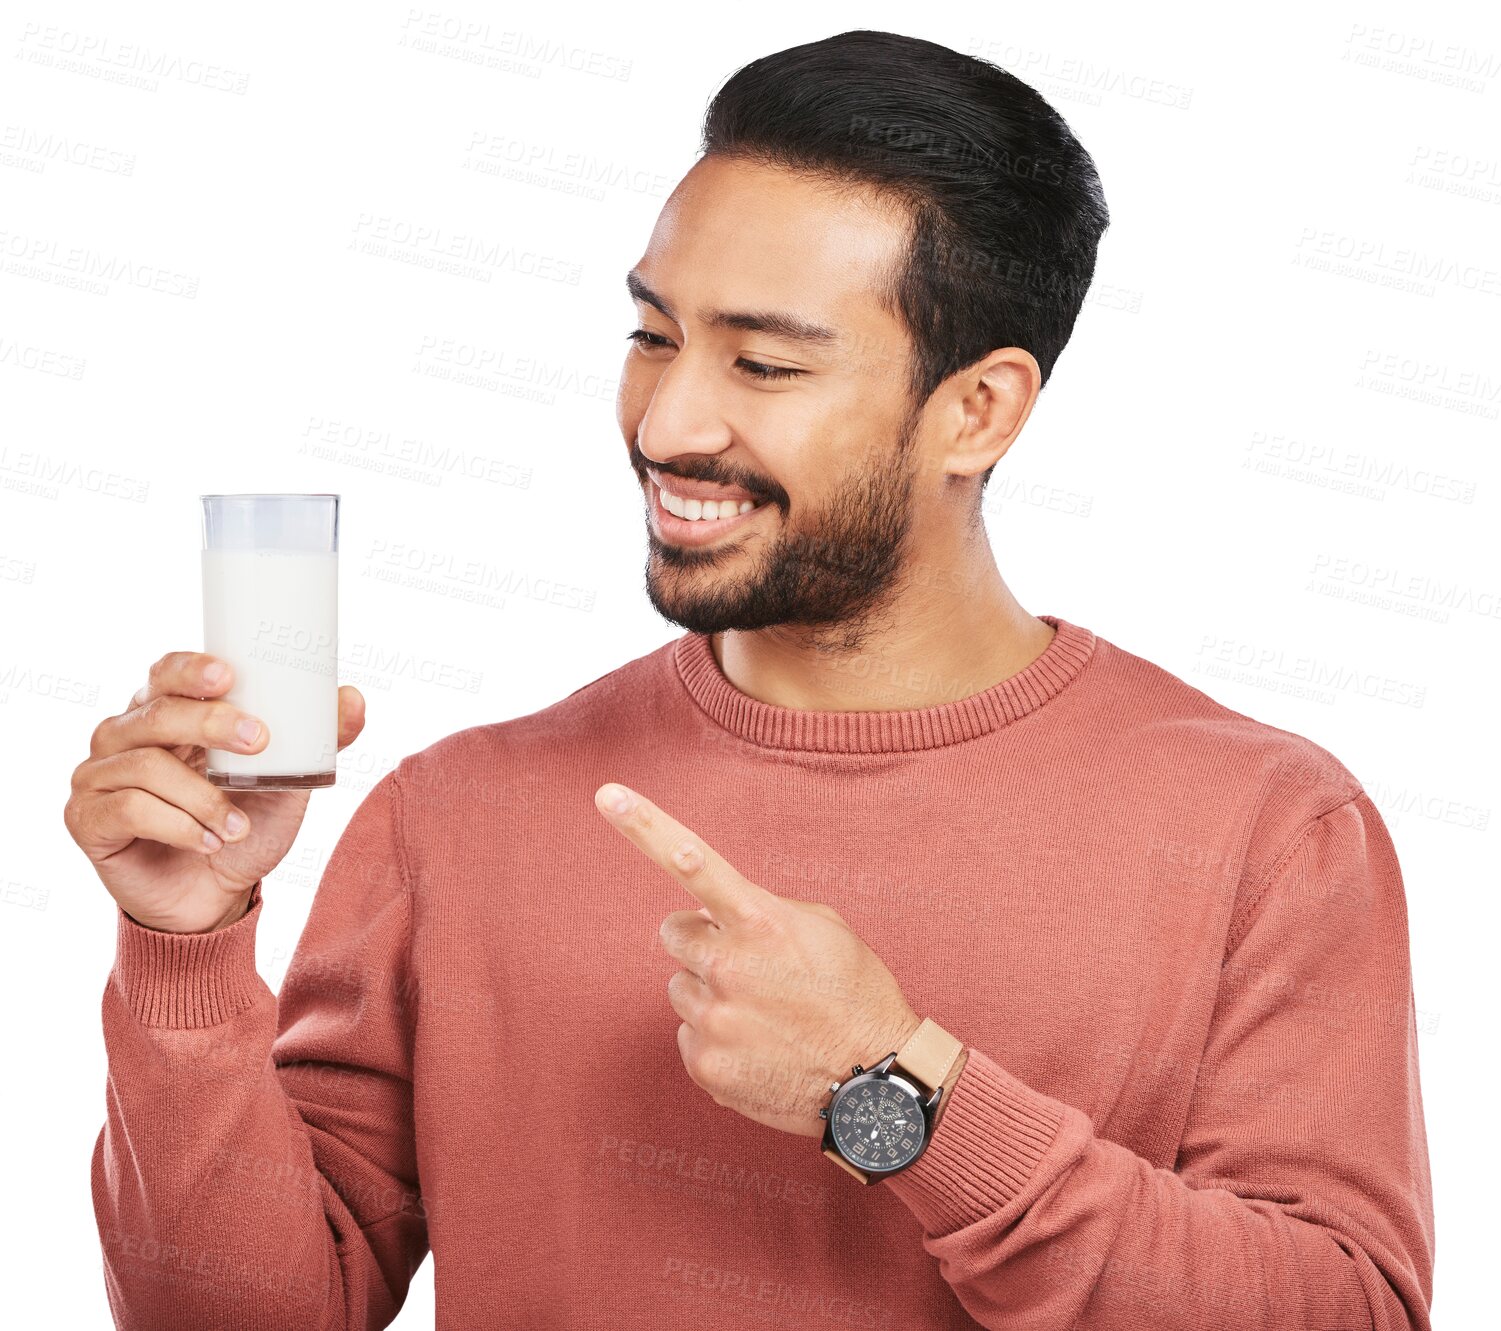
[883, 789, 1435, 1329]
[91, 768, 428, 1331]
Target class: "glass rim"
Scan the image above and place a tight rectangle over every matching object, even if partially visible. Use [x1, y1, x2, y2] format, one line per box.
[199, 493, 340, 501]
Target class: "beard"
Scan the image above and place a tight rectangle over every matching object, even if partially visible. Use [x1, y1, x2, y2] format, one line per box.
[641, 409, 920, 655]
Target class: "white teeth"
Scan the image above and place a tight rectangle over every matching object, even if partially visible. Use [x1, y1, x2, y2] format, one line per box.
[657, 484, 761, 522]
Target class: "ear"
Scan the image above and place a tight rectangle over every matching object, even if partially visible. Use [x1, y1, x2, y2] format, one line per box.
[940, 347, 1042, 479]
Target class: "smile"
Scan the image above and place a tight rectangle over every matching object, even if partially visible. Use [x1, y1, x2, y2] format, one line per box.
[647, 473, 771, 545]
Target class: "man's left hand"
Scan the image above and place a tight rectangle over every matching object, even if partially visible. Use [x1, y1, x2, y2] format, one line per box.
[594, 781, 922, 1138]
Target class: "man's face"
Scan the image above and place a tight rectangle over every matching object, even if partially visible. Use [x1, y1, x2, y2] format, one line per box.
[616, 155, 929, 646]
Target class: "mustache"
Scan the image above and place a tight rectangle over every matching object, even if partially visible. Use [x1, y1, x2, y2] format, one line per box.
[628, 441, 784, 507]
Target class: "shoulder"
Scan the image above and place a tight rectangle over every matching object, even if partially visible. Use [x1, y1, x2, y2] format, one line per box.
[388, 634, 684, 812]
[1086, 627, 1362, 788]
[1080, 626, 1366, 857]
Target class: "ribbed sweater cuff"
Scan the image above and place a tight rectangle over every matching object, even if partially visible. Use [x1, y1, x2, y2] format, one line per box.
[884, 1048, 1067, 1234]
[113, 889, 264, 1029]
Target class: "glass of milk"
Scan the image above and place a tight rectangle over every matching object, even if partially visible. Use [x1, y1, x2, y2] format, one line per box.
[200, 494, 340, 789]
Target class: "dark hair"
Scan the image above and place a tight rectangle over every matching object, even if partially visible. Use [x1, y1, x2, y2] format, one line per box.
[701, 29, 1110, 486]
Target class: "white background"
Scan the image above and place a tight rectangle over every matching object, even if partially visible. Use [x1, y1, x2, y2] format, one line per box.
[2, 1, 1496, 1325]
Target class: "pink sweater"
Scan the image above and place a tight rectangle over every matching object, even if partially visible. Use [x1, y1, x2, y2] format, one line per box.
[92, 615, 1435, 1328]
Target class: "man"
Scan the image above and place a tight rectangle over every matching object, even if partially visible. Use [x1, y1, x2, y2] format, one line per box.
[70, 28, 1434, 1330]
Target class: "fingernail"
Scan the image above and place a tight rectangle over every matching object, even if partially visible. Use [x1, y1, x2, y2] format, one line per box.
[225, 810, 247, 837]
[235, 717, 261, 745]
[202, 830, 223, 852]
[204, 662, 227, 687]
[602, 784, 633, 814]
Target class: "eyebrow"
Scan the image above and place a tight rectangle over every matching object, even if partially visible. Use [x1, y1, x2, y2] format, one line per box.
[626, 269, 840, 349]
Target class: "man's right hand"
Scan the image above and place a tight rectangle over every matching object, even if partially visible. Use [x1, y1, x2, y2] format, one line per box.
[63, 651, 366, 935]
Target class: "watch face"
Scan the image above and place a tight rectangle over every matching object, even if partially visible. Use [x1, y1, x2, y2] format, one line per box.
[829, 1076, 926, 1172]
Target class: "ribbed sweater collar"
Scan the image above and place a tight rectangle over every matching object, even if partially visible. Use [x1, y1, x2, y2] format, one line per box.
[672, 614, 1096, 754]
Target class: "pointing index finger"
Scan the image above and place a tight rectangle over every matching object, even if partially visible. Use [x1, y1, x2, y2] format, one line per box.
[594, 782, 774, 927]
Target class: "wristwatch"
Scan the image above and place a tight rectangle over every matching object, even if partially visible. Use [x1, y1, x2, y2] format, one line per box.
[817, 1017, 965, 1184]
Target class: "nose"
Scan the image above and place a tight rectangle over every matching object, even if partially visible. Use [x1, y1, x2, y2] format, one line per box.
[633, 351, 735, 472]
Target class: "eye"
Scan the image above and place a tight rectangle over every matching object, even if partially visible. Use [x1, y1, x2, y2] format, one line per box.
[624, 330, 804, 382]
[625, 329, 674, 351]
[736, 358, 804, 381]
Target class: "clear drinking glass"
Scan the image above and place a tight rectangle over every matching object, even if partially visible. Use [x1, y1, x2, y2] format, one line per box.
[200, 494, 340, 789]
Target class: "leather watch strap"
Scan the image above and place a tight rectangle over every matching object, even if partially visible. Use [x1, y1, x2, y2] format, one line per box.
[893, 1017, 964, 1099]
[822, 1017, 965, 1185]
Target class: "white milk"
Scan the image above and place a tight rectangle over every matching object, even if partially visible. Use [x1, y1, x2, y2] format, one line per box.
[202, 549, 338, 784]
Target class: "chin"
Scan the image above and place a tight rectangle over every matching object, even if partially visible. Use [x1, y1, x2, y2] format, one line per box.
[645, 569, 752, 635]
[645, 584, 800, 636]
[646, 579, 731, 634]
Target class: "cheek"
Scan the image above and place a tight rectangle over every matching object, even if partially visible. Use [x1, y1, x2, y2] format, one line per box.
[747, 401, 849, 500]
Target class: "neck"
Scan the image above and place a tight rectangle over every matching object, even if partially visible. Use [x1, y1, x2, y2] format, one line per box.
[709, 539, 1054, 713]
